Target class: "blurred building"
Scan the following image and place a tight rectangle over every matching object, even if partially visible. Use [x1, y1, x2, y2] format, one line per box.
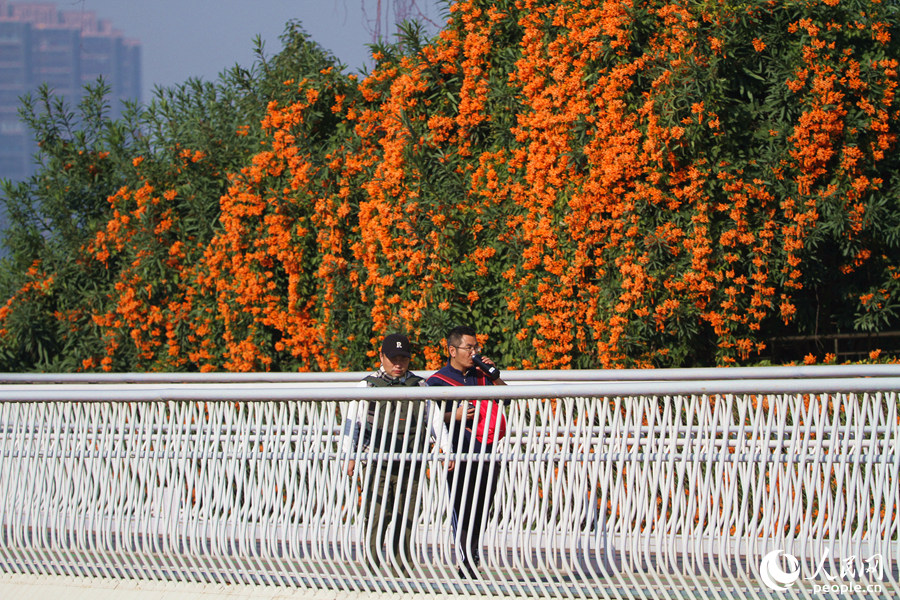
[0, 1, 141, 184]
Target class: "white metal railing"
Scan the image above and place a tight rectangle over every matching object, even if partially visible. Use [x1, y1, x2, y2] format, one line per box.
[0, 369, 898, 599]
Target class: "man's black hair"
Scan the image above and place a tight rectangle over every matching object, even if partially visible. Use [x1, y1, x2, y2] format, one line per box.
[447, 325, 477, 349]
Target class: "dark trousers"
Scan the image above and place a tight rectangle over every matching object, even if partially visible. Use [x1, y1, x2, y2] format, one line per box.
[362, 462, 421, 577]
[446, 433, 500, 574]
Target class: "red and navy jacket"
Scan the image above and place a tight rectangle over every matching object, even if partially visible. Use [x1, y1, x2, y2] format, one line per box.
[427, 363, 502, 445]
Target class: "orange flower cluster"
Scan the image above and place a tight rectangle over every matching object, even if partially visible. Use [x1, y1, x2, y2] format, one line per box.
[0, 262, 54, 338]
[3, 0, 897, 372]
[80, 176, 195, 370]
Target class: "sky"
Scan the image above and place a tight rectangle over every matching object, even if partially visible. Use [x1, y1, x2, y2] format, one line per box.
[31, 0, 445, 102]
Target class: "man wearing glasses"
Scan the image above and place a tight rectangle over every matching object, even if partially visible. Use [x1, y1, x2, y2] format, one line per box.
[426, 325, 507, 578]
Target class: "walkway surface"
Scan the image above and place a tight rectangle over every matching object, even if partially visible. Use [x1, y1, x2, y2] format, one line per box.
[0, 575, 417, 600]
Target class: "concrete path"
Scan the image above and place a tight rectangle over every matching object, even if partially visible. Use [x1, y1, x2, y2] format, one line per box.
[0, 574, 435, 600]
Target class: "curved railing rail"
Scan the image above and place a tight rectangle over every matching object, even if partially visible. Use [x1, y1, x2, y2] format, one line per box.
[1, 368, 898, 599]
[2, 363, 899, 384]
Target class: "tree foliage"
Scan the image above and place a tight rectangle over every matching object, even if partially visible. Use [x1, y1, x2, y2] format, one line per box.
[1, 1, 899, 372]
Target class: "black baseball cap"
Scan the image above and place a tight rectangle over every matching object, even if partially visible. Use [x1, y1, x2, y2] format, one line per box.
[381, 333, 412, 359]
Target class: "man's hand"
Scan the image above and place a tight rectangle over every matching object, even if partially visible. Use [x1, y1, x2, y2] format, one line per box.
[476, 355, 506, 385]
[455, 402, 476, 421]
[478, 355, 497, 367]
[346, 459, 355, 477]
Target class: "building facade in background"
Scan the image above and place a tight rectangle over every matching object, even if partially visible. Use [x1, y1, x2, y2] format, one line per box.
[0, 0, 140, 184]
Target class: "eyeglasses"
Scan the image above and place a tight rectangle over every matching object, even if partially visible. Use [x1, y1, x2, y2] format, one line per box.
[452, 345, 481, 354]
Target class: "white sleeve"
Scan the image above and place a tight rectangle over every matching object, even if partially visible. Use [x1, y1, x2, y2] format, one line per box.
[425, 397, 452, 455]
[341, 382, 368, 452]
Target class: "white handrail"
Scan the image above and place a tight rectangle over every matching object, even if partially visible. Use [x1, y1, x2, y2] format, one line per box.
[0, 372, 897, 598]
[1, 376, 900, 403]
[1, 364, 898, 384]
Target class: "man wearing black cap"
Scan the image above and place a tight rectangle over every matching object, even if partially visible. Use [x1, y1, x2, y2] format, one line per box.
[341, 333, 452, 578]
